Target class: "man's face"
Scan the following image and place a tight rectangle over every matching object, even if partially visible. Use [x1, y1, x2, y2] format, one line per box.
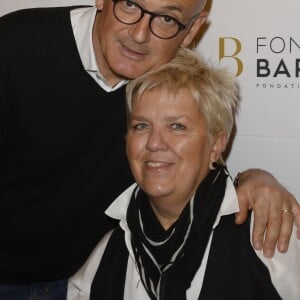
[94, 0, 206, 85]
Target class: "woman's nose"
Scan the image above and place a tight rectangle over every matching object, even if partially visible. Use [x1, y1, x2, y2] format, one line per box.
[146, 130, 168, 152]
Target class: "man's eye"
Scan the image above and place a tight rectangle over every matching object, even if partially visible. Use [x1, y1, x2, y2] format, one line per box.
[171, 123, 186, 130]
[159, 15, 177, 26]
[123, 0, 137, 9]
[161, 15, 174, 25]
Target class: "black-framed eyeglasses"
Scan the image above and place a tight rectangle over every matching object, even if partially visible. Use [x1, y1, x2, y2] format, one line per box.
[112, 0, 200, 39]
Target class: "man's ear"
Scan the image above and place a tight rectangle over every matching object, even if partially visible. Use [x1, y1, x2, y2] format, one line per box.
[210, 132, 227, 163]
[95, 0, 105, 10]
[181, 11, 208, 48]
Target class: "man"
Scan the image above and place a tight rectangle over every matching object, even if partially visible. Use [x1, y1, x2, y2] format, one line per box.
[0, 0, 299, 299]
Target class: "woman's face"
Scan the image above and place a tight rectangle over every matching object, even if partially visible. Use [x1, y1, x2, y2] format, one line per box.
[126, 87, 220, 210]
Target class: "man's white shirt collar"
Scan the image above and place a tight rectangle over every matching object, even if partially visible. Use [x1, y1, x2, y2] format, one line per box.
[70, 6, 128, 92]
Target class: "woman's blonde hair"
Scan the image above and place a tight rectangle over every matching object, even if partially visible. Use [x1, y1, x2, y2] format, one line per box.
[126, 48, 239, 162]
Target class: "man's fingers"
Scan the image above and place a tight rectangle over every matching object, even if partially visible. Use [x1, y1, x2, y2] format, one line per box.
[252, 200, 270, 251]
[289, 195, 300, 239]
[261, 199, 283, 258]
[235, 194, 250, 225]
[252, 196, 283, 257]
[235, 169, 300, 253]
[292, 204, 300, 239]
[277, 193, 298, 251]
[277, 209, 294, 253]
[262, 221, 281, 258]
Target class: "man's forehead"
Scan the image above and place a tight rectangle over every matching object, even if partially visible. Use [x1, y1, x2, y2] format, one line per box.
[136, 0, 198, 13]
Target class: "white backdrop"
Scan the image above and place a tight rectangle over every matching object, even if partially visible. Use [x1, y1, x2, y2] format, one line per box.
[198, 0, 300, 199]
[1, 0, 299, 199]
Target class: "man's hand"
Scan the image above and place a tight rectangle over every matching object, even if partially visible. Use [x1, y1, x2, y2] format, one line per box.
[234, 168, 300, 258]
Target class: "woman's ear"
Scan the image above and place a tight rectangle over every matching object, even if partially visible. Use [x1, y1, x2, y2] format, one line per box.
[181, 11, 208, 48]
[210, 132, 227, 164]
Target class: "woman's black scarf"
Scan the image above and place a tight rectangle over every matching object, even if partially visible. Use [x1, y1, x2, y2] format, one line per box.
[91, 166, 228, 300]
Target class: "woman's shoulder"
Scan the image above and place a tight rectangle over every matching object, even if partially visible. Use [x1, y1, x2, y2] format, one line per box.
[67, 230, 114, 300]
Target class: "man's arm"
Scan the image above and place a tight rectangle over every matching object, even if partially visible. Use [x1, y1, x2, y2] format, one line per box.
[234, 168, 300, 258]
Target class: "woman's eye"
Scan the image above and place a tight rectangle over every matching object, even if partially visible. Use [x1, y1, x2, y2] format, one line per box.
[133, 123, 149, 130]
[171, 123, 186, 131]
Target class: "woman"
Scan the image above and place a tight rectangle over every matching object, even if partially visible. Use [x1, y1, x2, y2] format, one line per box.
[68, 48, 300, 300]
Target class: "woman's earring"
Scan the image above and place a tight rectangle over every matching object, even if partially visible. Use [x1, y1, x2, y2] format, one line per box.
[210, 161, 218, 170]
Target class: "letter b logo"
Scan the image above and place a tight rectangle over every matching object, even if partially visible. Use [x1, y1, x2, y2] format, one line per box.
[219, 37, 243, 77]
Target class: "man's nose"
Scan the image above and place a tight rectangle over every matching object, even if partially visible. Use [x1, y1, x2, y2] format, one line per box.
[128, 14, 151, 43]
